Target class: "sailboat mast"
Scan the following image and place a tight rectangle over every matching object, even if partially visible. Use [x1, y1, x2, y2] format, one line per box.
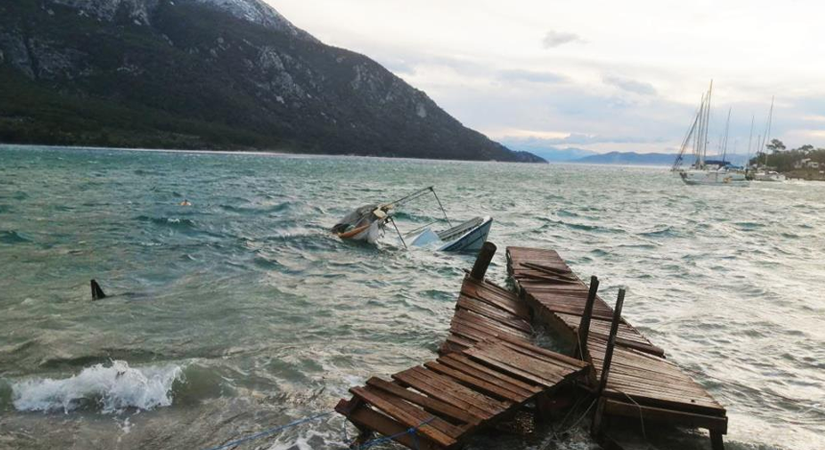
[763, 97, 774, 167]
[693, 93, 706, 166]
[701, 80, 713, 166]
[746, 114, 755, 166]
[721, 107, 731, 163]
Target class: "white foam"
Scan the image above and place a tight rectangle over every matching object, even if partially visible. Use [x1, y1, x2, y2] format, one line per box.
[12, 360, 183, 414]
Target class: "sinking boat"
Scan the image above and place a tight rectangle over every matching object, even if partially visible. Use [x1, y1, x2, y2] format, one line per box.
[407, 216, 493, 252]
[331, 187, 493, 252]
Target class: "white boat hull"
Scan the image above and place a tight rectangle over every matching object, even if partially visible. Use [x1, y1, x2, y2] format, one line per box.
[678, 169, 749, 186]
[752, 172, 786, 182]
[409, 216, 493, 252]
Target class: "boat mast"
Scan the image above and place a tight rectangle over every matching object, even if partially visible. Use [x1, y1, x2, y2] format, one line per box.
[692, 93, 706, 167]
[701, 80, 713, 167]
[746, 114, 755, 167]
[721, 107, 731, 163]
[763, 97, 774, 167]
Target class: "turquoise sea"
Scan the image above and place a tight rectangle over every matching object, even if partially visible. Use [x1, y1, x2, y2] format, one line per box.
[0, 145, 823, 450]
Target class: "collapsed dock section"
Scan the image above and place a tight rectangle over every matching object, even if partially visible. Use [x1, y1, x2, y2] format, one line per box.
[506, 246, 729, 450]
[336, 244, 588, 450]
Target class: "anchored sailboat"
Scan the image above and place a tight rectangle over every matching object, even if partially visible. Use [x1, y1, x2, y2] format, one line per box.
[673, 81, 749, 186]
[751, 97, 786, 182]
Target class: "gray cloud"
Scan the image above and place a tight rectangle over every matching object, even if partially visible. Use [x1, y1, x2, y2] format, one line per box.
[603, 75, 657, 96]
[498, 69, 567, 84]
[542, 30, 583, 48]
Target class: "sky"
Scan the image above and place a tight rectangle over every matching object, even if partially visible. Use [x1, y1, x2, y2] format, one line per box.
[270, 0, 825, 154]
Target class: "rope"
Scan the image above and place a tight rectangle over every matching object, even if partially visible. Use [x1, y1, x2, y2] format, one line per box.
[200, 412, 331, 450]
[354, 417, 435, 449]
[620, 391, 646, 440]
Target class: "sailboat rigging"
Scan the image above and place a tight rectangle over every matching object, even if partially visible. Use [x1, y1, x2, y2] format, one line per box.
[672, 81, 748, 185]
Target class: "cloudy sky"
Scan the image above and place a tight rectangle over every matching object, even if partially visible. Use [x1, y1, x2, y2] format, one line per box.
[272, 0, 825, 154]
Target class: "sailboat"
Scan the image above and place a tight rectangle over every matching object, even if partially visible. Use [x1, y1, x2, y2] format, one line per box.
[331, 187, 493, 252]
[673, 81, 749, 186]
[750, 98, 786, 182]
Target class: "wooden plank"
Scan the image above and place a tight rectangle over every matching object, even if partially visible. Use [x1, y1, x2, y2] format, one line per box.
[454, 309, 532, 339]
[352, 386, 462, 440]
[602, 389, 724, 416]
[456, 296, 532, 332]
[461, 278, 529, 318]
[349, 387, 457, 446]
[392, 369, 495, 420]
[464, 347, 560, 388]
[439, 353, 543, 394]
[603, 398, 728, 433]
[408, 367, 510, 413]
[469, 343, 573, 382]
[424, 361, 530, 402]
[366, 377, 480, 426]
[496, 334, 589, 369]
[335, 399, 442, 450]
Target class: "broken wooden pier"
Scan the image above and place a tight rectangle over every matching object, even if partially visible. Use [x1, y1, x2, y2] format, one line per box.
[336, 243, 729, 450]
[507, 246, 728, 449]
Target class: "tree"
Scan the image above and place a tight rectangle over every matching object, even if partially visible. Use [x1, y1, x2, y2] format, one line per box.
[766, 139, 786, 154]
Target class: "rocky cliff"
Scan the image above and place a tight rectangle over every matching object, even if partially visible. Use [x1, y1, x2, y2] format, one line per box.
[0, 0, 544, 162]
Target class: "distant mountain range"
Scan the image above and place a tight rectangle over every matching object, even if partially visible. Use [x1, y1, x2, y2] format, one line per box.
[498, 140, 597, 162]
[0, 0, 543, 162]
[570, 152, 750, 166]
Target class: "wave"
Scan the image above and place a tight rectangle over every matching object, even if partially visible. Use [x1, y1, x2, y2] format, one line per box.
[11, 360, 182, 414]
[0, 230, 32, 244]
[135, 215, 197, 229]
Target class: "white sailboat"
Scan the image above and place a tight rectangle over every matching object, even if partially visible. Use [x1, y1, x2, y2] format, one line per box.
[673, 81, 749, 186]
[750, 98, 786, 182]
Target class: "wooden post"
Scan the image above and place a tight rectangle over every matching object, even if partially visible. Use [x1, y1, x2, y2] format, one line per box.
[710, 430, 725, 450]
[577, 276, 599, 361]
[90, 279, 106, 300]
[469, 242, 497, 281]
[592, 288, 626, 437]
[597, 288, 625, 395]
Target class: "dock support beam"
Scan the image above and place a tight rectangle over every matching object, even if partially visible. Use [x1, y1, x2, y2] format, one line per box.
[470, 242, 497, 281]
[592, 288, 626, 437]
[710, 430, 725, 450]
[577, 276, 599, 360]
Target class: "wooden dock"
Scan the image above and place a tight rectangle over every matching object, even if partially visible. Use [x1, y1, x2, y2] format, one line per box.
[336, 245, 589, 450]
[507, 246, 729, 449]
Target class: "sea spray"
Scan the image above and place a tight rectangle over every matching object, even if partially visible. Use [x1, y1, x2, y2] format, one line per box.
[12, 360, 183, 413]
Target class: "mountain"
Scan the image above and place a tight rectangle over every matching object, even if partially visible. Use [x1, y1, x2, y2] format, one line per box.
[572, 152, 750, 166]
[0, 0, 544, 163]
[498, 138, 597, 162]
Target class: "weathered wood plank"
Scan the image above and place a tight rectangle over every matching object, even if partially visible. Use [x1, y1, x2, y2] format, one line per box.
[366, 377, 480, 426]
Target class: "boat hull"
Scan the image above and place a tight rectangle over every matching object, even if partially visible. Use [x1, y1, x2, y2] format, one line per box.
[439, 216, 493, 252]
[678, 169, 749, 186]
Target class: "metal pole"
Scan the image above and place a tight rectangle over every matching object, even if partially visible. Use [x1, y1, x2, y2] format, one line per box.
[430, 188, 453, 228]
[389, 218, 408, 250]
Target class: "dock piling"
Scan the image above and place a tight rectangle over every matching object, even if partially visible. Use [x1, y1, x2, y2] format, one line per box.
[576, 276, 599, 360]
[597, 288, 625, 396]
[469, 242, 497, 281]
[592, 289, 625, 437]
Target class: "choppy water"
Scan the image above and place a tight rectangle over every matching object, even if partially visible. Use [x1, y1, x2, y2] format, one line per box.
[0, 145, 823, 450]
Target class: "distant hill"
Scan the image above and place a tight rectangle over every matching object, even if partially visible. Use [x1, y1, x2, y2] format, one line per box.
[572, 152, 750, 166]
[498, 139, 597, 162]
[0, 0, 544, 163]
